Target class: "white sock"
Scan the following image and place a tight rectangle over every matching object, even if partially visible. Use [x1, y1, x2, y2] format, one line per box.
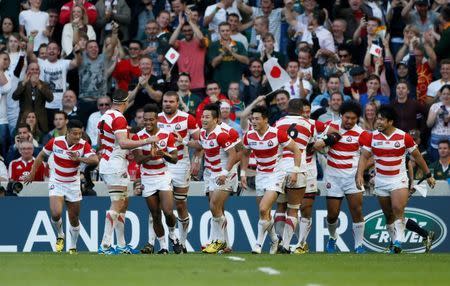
[267, 219, 278, 242]
[51, 218, 64, 239]
[256, 219, 275, 246]
[387, 223, 395, 243]
[148, 213, 156, 245]
[353, 222, 365, 249]
[211, 216, 221, 242]
[394, 218, 405, 243]
[274, 213, 286, 238]
[327, 220, 338, 239]
[298, 217, 312, 244]
[158, 236, 167, 250]
[177, 216, 190, 246]
[69, 225, 80, 250]
[101, 210, 118, 248]
[115, 213, 126, 248]
[282, 216, 298, 249]
[223, 217, 229, 246]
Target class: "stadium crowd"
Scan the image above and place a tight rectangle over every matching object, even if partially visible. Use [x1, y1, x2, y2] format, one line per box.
[0, 0, 449, 254]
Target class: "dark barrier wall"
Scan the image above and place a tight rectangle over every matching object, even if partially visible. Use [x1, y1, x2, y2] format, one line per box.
[0, 197, 447, 253]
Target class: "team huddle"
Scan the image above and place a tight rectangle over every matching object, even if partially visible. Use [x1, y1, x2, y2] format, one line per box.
[24, 89, 436, 255]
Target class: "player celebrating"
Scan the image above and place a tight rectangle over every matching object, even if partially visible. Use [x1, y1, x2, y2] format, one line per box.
[132, 104, 182, 254]
[241, 106, 302, 254]
[98, 90, 157, 255]
[191, 104, 239, 254]
[158, 91, 200, 252]
[25, 120, 98, 254]
[275, 98, 314, 253]
[321, 101, 370, 254]
[356, 105, 435, 254]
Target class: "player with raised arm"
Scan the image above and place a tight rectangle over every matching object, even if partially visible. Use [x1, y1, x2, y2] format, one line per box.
[356, 105, 436, 254]
[321, 100, 371, 254]
[97, 89, 157, 255]
[241, 106, 302, 254]
[274, 98, 313, 253]
[24, 120, 98, 254]
[132, 104, 182, 255]
[157, 91, 200, 253]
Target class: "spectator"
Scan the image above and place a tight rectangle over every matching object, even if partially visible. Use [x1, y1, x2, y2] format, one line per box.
[359, 101, 377, 132]
[21, 111, 43, 143]
[257, 33, 286, 67]
[297, 46, 315, 82]
[426, 85, 450, 162]
[19, 0, 50, 52]
[60, 0, 98, 26]
[269, 90, 290, 124]
[428, 139, 449, 180]
[318, 92, 344, 123]
[283, 60, 311, 99]
[345, 65, 367, 97]
[285, 0, 317, 29]
[62, 90, 82, 122]
[204, 0, 241, 42]
[333, 0, 374, 39]
[240, 58, 269, 107]
[332, 19, 352, 48]
[86, 96, 111, 149]
[136, 0, 155, 42]
[227, 82, 244, 124]
[176, 72, 202, 116]
[8, 141, 46, 182]
[426, 59, 450, 102]
[42, 111, 69, 145]
[401, 0, 440, 33]
[435, 5, 450, 60]
[228, 13, 249, 50]
[358, 74, 389, 110]
[353, 16, 383, 65]
[220, 101, 242, 136]
[12, 62, 54, 133]
[196, 81, 235, 126]
[0, 51, 12, 157]
[0, 17, 15, 46]
[247, 16, 275, 56]
[0, 155, 7, 181]
[45, 9, 62, 45]
[27, 39, 82, 130]
[156, 10, 172, 44]
[169, 14, 208, 91]
[95, 0, 130, 44]
[112, 40, 142, 91]
[61, 5, 96, 57]
[5, 123, 40, 165]
[142, 20, 170, 77]
[207, 22, 249, 94]
[391, 80, 426, 133]
[130, 108, 145, 129]
[312, 74, 351, 108]
[169, 0, 187, 29]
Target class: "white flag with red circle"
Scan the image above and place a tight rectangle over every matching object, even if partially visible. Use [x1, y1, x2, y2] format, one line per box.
[263, 57, 291, 91]
[369, 44, 382, 58]
[165, 48, 180, 65]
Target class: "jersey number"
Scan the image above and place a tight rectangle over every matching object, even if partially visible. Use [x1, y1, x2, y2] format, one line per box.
[287, 123, 298, 139]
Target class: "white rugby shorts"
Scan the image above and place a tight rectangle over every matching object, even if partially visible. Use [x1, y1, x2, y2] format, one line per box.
[374, 175, 409, 197]
[49, 181, 82, 202]
[141, 174, 173, 197]
[324, 173, 363, 197]
[167, 159, 191, 188]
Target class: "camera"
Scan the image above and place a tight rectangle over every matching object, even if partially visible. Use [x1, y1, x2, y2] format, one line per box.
[6, 181, 23, 196]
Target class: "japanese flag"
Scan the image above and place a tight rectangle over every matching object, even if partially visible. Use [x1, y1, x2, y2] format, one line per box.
[165, 48, 180, 65]
[369, 44, 382, 58]
[263, 57, 291, 91]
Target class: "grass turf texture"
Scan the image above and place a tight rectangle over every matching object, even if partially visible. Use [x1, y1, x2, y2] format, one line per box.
[1, 253, 449, 286]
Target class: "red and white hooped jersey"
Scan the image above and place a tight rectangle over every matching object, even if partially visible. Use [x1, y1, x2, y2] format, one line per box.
[98, 109, 129, 174]
[219, 122, 240, 145]
[326, 121, 370, 176]
[362, 128, 416, 177]
[158, 110, 199, 162]
[200, 125, 234, 174]
[8, 157, 46, 182]
[275, 115, 313, 171]
[132, 129, 177, 176]
[243, 126, 291, 173]
[305, 119, 326, 174]
[44, 136, 95, 183]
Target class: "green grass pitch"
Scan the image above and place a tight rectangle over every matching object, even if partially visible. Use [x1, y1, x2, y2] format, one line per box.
[1, 253, 449, 286]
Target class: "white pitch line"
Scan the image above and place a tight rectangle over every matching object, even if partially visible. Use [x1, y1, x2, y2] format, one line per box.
[227, 256, 246, 261]
[257, 267, 281, 275]
[306, 284, 323, 286]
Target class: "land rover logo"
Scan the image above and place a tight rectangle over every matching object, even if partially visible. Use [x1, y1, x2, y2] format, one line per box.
[363, 207, 447, 253]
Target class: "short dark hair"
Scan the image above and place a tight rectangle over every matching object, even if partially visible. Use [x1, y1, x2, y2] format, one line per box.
[203, 103, 220, 119]
[327, 74, 341, 82]
[438, 139, 450, 148]
[331, 91, 344, 102]
[299, 98, 311, 108]
[218, 22, 230, 29]
[54, 110, 68, 120]
[227, 12, 240, 21]
[67, 119, 84, 130]
[143, 103, 160, 115]
[396, 79, 409, 88]
[439, 84, 450, 93]
[251, 106, 269, 119]
[312, 9, 326, 26]
[163, 90, 179, 102]
[128, 40, 142, 49]
[367, 16, 381, 25]
[206, 80, 220, 89]
[112, 89, 129, 103]
[16, 123, 31, 132]
[367, 74, 381, 83]
[339, 100, 362, 118]
[276, 90, 290, 100]
[287, 98, 303, 114]
[378, 104, 398, 123]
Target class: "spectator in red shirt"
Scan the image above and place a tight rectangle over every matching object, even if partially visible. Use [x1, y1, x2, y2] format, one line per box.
[8, 141, 46, 182]
[60, 0, 98, 25]
[112, 40, 142, 91]
[195, 81, 235, 126]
